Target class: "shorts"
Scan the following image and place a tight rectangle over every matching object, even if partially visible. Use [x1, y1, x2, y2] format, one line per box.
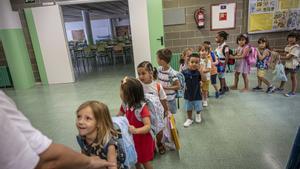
[218, 72, 225, 79]
[185, 100, 202, 112]
[211, 74, 217, 85]
[257, 69, 266, 78]
[202, 80, 210, 91]
[285, 66, 300, 74]
[168, 99, 177, 114]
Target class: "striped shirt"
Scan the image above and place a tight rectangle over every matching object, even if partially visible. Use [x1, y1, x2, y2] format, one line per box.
[157, 66, 178, 101]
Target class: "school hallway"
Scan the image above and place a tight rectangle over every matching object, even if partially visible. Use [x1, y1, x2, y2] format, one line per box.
[3, 64, 300, 169]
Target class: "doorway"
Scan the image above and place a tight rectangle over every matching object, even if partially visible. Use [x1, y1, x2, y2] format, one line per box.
[60, 1, 135, 81]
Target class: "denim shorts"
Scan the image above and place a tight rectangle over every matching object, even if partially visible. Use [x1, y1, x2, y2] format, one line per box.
[168, 99, 177, 114]
[211, 74, 217, 85]
[184, 100, 202, 112]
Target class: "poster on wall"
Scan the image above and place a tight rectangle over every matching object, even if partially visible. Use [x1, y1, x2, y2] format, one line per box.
[211, 3, 236, 30]
[248, 0, 300, 34]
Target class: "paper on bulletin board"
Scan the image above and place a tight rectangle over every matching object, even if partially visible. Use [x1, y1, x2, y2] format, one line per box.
[279, 0, 300, 10]
[211, 3, 236, 30]
[249, 13, 273, 32]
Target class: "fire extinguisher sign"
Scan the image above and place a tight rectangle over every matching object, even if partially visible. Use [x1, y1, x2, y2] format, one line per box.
[219, 12, 227, 21]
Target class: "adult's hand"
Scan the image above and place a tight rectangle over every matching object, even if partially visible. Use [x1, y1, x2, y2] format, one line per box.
[88, 156, 116, 169]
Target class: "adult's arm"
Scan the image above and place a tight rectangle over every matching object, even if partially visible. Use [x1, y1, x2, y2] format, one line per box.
[35, 143, 116, 169]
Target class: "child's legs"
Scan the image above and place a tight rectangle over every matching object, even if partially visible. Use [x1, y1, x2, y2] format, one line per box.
[185, 100, 193, 119]
[142, 161, 153, 169]
[211, 74, 218, 91]
[291, 72, 297, 93]
[135, 163, 143, 169]
[167, 99, 177, 114]
[232, 72, 240, 88]
[156, 130, 163, 147]
[202, 81, 209, 100]
[242, 73, 249, 89]
[258, 69, 270, 87]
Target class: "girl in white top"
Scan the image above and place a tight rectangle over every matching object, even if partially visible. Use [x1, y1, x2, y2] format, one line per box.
[137, 61, 169, 155]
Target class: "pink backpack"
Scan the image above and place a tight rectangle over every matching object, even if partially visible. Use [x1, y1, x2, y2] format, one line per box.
[246, 45, 258, 66]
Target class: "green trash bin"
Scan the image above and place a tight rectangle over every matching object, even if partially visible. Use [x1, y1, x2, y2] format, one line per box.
[0, 66, 13, 88]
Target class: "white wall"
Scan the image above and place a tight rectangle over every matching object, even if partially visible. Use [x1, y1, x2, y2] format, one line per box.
[64, 19, 112, 42]
[0, 0, 21, 29]
[91, 19, 111, 41]
[128, 0, 151, 75]
[64, 21, 84, 41]
[32, 5, 75, 84]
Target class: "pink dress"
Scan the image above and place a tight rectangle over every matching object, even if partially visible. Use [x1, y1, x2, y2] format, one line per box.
[235, 45, 251, 74]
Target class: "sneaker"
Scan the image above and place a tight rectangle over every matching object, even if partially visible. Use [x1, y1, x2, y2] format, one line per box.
[195, 113, 202, 123]
[224, 86, 229, 92]
[203, 100, 208, 107]
[215, 92, 220, 98]
[266, 85, 275, 94]
[284, 92, 296, 97]
[273, 88, 284, 93]
[253, 86, 263, 90]
[183, 119, 193, 127]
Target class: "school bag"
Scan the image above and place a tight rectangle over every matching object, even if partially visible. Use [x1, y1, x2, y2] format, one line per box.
[246, 46, 258, 66]
[133, 93, 165, 138]
[169, 71, 185, 98]
[111, 116, 137, 168]
[222, 45, 235, 65]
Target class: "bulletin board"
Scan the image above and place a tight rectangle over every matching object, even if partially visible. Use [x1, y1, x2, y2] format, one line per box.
[248, 0, 300, 34]
[211, 3, 236, 30]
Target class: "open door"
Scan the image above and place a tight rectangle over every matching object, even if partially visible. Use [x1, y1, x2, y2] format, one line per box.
[147, 0, 165, 67]
[31, 5, 75, 84]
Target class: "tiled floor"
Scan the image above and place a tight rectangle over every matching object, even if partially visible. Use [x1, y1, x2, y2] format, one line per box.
[3, 64, 300, 169]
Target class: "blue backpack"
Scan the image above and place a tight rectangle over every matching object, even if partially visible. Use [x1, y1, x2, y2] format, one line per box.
[111, 116, 137, 168]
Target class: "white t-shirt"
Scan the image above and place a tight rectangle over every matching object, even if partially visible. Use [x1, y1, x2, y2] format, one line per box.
[157, 66, 179, 101]
[285, 44, 300, 69]
[142, 81, 167, 100]
[200, 58, 212, 80]
[0, 91, 52, 169]
[215, 42, 229, 63]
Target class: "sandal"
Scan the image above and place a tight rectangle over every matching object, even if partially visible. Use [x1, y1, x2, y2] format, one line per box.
[158, 145, 166, 155]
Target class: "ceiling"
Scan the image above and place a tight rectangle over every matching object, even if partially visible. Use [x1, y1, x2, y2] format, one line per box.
[61, 0, 129, 22]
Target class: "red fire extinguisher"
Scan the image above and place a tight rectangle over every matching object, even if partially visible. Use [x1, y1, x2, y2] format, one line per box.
[194, 7, 205, 29]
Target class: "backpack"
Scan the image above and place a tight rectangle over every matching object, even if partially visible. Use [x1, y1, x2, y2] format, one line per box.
[133, 93, 165, 138]
[246, 46, 258, 66]
[169, 71, 185, 98]
[222, 45, 235, 65]
[111, 116, 137, 168]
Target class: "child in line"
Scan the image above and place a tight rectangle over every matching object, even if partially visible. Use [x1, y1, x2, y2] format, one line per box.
[182, 53, 202, 127]
[215, 31, 230, 95]
[253, 37, 275, 93]
[137, 61, 169, 155]
[76, 101, 122, 169]
[157, 48, 180, 114]
[274, 32, 300, 97]
[199, 45, 212, 107]
[179, 48, 193, 72]
[230, 34, 251, 92]
[118, 77, 154, 169]
[203, 41, 220, 98]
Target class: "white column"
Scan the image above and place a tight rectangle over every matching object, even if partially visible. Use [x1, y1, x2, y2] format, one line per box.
[128, 0, 152, 76]
[0, 0, 22, 29]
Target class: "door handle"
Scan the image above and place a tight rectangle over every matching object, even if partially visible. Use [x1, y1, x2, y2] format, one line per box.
[156, 36, 164, 46]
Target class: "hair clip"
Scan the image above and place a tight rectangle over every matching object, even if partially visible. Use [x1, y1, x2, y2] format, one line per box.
[121, 76, 128, 84]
